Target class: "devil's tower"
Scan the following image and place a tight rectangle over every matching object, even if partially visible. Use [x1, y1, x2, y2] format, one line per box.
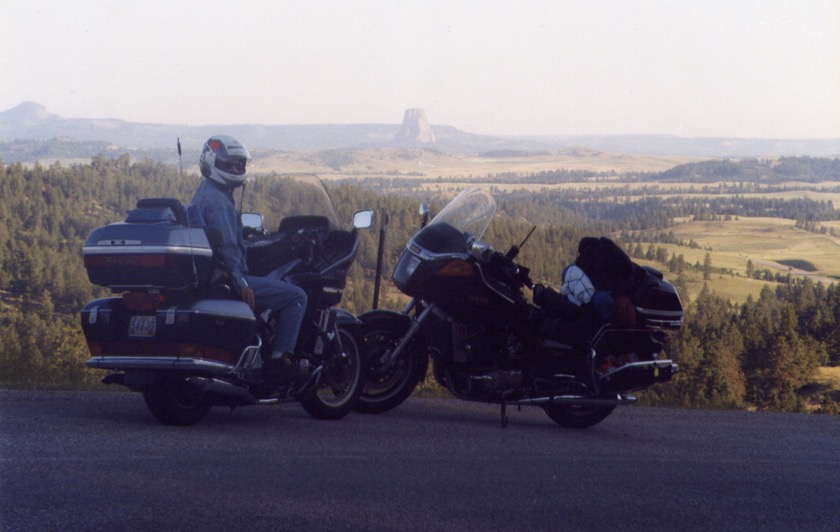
[394, 108, 436, 144]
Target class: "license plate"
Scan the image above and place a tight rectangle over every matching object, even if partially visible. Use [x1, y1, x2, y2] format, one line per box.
[128, 315, 157, 337]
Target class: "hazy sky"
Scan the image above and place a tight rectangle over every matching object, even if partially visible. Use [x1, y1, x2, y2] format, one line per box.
[3, 0, 839, 139]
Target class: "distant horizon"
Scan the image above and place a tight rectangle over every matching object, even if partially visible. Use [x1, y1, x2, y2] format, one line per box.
[4, 101, 839, 143]
[3, 1, 838, 140]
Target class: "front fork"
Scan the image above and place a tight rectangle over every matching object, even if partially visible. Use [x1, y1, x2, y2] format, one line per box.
[313, 308, 339, 357]
[379, 301, 436, 366]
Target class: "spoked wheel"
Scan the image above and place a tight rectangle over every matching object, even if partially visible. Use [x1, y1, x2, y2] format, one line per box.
[142, 377, 211, 426]
[544, 403, 616, 429]
[355, 320, 428, 414]
[301, 327, 363, 420]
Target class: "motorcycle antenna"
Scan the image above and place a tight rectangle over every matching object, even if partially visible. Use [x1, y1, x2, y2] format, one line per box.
[505, 225, 537, 259]
[177, 137, 183, 177]
[518, 225, 537, 249]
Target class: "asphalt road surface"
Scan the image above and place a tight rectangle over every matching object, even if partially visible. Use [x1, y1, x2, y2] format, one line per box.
[1, 390, 838, 531]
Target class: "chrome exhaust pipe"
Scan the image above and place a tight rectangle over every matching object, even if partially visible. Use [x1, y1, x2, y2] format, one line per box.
[514, 394, 637, 407]
[185, 377, 251, 398]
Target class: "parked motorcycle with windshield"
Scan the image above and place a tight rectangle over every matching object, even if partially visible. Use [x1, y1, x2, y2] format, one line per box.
[355, 187, 681, 428]
[81, 173, 371, 425]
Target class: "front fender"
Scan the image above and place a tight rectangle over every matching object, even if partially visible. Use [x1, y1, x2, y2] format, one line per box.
[357, 309, 413, 334]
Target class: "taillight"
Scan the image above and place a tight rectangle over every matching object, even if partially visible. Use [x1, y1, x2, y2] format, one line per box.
[122, 292, 167, 312]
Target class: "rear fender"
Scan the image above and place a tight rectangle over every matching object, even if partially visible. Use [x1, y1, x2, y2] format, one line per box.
[332, 307, 364, 330]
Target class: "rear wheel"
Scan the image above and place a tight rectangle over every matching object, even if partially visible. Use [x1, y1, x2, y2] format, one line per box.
[301, 327, 363, 420]
[142, 378, 211, 426]
[355, 317, 428, 414]
[544, 403, 616, 429]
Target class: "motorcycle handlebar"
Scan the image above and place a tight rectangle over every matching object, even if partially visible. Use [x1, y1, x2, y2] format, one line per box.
[474, 245, 532, 290]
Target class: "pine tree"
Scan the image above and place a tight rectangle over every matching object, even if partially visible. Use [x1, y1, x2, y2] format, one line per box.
[702, 252, 713, 281]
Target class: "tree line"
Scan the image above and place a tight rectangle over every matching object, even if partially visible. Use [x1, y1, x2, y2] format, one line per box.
[0, 156, 837, 412]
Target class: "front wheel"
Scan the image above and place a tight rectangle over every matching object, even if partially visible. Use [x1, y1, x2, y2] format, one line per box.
[355, 315, 429, 414]
[142, 378, 211, 426]
[300, 327, 363, 420]
[544, 403, 616, 429]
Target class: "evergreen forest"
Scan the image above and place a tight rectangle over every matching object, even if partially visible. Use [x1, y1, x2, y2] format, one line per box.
[1, 154, 838, 413]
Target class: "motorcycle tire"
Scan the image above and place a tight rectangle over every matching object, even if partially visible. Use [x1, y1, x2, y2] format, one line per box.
[354, 313, 429, 415]
[301, 327, 364, 420]
[142, 378, 211, 426]
[543, 403, 616, 429]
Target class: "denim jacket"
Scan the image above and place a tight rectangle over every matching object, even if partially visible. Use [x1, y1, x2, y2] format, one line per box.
[190, 179, 249, 292]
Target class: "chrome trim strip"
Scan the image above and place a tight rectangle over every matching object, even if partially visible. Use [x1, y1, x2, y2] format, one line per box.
[85, 356, 236, 374]
[83, 245, 212, 256]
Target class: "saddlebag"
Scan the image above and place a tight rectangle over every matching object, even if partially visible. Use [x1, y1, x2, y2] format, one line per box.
[82, 296, 256, 371]
[82, 198, 219, 291]
[633, 267, 683, 329]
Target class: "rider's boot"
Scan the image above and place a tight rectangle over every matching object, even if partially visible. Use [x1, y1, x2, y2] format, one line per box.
[262, 352, 310, 385]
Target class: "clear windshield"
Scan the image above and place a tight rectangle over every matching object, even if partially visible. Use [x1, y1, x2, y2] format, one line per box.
[428, 187, 496, 242]
[259, 173, 341, 230]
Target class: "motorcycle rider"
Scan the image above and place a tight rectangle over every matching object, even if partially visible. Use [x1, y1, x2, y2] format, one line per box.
[191, 135, 309, 384]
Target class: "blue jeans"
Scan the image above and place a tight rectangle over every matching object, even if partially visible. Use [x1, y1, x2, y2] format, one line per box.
[247, 275, 307, 354]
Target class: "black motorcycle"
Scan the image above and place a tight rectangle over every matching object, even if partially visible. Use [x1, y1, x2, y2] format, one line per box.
[355, 187, 681, 428]
[81, 173, 371, 425]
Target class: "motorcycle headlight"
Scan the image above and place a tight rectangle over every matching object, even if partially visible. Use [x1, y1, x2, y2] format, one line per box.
[393, 253, 422, 284]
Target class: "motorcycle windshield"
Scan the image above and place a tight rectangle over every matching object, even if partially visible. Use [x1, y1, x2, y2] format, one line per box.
[413, 187, 496, 254]
[266, 173, 341, 230]
[428, 187, 496, 241]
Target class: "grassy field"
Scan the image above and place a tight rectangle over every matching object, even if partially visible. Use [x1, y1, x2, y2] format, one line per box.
[652, 217, 840, 303]
[252, 147, 701, 179]
[253, 147, 840, 305]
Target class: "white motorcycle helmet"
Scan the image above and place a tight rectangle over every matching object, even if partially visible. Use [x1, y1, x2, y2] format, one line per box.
[199, 135, 251, 187]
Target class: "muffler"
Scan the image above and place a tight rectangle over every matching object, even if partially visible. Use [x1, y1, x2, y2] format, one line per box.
[185, 376, 251, 398]
[514, 394, 638, 407]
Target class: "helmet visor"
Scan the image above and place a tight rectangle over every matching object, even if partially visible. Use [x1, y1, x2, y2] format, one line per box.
[216, 157, 247, 175]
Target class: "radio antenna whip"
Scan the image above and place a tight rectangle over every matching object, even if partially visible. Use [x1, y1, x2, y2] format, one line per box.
[505, 225, 537, 260]
[518, 225, 537, 249]
[177, 137, 183, 177]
